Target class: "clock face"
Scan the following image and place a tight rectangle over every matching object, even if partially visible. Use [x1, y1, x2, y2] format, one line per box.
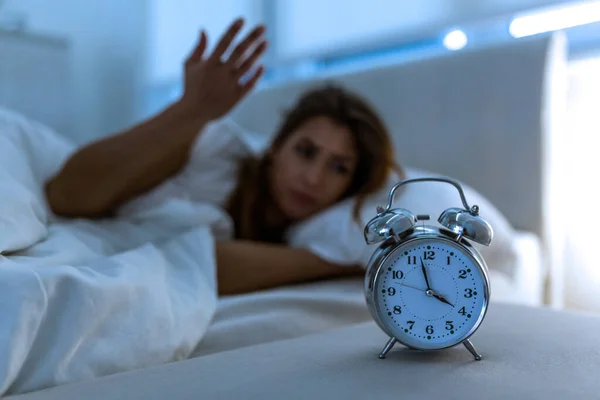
[373, 237, 488, 350]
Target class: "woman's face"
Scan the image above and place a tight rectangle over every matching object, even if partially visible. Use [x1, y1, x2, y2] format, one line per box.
[269, 116, 358, 222]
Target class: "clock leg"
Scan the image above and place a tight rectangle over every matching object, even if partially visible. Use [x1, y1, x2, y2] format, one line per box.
[463, 339, 482, 361]
[379, 337, 398, 359]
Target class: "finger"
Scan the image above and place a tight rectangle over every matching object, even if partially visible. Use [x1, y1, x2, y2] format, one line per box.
[186, 30, 208, 65]
[240, 65, 264, 95]
[226, 25, 266, 66]
[235, 40, 268, 77]
[210, 18, 245, 62]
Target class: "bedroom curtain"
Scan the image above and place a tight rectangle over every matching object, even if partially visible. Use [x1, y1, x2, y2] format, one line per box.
[561, 55, 600, 314]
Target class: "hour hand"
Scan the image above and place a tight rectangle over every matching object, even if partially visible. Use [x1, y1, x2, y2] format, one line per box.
[430, 291, 454, 307]
[420, 258, 431, 290]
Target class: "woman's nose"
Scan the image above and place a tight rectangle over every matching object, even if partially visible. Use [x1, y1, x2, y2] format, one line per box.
[305, 163, 326, 187]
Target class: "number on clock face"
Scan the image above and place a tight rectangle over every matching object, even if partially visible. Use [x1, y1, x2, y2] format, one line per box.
[375, 238, 487, 350]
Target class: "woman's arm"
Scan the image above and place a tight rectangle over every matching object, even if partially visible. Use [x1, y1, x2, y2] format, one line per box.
[45, 103, 209, 218]
[216, 240, 364, 296]
[46, 19, 267, 218]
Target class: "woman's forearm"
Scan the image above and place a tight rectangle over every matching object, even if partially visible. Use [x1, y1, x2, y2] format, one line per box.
[46, 19, 268, 219]
[45, 101, 209, 218]
[216, 240, 364, 296]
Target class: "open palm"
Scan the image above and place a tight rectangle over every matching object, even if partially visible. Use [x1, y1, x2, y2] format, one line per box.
[180, 18, 268, 122]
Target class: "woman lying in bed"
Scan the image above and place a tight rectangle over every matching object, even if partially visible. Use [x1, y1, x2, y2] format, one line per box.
[44, 18, 404, 296]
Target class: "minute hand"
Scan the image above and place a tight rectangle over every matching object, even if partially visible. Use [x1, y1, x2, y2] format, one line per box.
[420, 258, 432, 290]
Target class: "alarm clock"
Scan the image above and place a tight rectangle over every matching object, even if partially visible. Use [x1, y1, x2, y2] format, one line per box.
[363, 177, 492, 361]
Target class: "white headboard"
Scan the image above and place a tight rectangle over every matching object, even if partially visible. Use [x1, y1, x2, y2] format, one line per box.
[0, 30, 72, 137]
[230, 33, 568, 238]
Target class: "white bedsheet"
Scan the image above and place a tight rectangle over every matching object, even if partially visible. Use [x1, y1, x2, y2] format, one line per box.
[0, 199, 231, 396]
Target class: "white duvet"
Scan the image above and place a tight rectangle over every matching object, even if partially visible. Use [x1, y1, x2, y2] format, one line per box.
[0, 109, 232, 396]
[0, 200, 233, 396]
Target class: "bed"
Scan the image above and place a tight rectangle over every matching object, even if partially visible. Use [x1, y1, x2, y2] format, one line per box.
[3, 31, 585, 399]
[11, 303, 600, 400]
[187, 30, 566, 358]
[227, 32, 567, 310]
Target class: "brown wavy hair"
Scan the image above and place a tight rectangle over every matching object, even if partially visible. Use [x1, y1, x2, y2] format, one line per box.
[225, 83, 404, 243]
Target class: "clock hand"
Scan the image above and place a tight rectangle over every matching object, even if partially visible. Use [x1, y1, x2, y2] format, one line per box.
[418, 259, 453, 306]
[429, 290, 455, 307]
[420, 258, 432, 290]
[400, 283, 427, 292]
[401, 281, 454, 306]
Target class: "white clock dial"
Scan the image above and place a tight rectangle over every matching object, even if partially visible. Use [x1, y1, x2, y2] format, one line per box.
[374, 237, 488, 350]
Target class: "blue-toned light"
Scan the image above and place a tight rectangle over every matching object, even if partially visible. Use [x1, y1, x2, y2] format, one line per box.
[443, 30, 468, 51]
[509, 1, 600, 38]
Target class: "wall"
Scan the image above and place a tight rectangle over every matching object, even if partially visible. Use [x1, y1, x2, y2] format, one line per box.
[1, 0, 148, 144]
[146, 0, 265, 85]
[273, 0, 572, 61]
[1, 0, 267, 142]
[0, 0, 579, 143]
[138, 0, 267, 119]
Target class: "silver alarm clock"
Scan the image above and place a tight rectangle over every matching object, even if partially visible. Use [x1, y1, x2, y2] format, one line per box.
[363, 177, 492, 361]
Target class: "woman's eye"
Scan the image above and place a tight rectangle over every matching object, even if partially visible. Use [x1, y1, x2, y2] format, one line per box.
[333, 164, 350, 175]
[295, 145, 316, 159]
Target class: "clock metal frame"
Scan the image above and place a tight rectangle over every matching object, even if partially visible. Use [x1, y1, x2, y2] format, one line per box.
[364, 225, 491, 361]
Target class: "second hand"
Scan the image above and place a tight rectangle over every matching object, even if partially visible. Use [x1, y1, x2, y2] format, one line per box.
[400, 283, 426, 292]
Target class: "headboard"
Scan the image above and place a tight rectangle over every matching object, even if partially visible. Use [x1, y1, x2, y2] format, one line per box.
[0, 30, 72, 137]
[230, 33, 568, 238]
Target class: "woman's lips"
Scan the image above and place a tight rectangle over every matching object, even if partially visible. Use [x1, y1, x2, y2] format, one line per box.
[290, 190, 317, 207]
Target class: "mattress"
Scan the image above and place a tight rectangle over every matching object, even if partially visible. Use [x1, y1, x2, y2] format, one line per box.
[12, 303, 600, 400]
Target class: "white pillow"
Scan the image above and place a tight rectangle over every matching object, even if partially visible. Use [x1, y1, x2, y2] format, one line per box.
[0, 107, 75, 253]
[286, 166, 518, 278]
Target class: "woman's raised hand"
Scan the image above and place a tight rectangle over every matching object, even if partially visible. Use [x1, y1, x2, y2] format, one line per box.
[179, 18, 268, 122]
